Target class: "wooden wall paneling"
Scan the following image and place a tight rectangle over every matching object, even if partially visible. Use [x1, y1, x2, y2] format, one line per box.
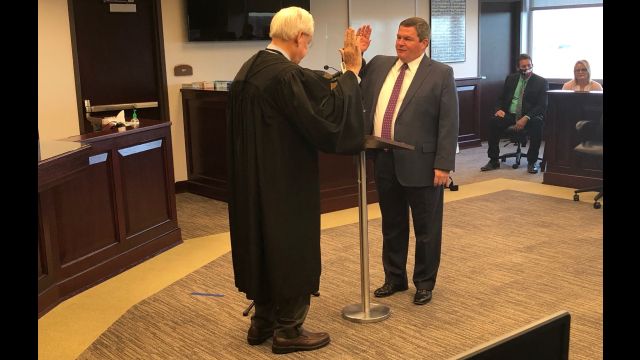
[53, 153, 120, 278]
[181, 89, 229, 200]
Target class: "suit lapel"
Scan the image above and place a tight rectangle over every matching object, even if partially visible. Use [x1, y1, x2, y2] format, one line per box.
[397, 55, 431, 120]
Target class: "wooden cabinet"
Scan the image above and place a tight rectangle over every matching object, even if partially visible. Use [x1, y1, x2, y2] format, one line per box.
[180, 88, 378, 213]
[543, 90, 603, 188]
[38, 120, 182, 317]
[456, 78, 482, 149]
[180, 80, 479, 212]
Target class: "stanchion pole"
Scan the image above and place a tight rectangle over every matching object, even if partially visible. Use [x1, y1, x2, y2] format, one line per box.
[342, 150, 390, 323]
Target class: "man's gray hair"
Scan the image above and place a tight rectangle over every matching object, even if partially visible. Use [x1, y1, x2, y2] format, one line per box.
[269, 6, 314, 41]
[399, 17, 430, 41]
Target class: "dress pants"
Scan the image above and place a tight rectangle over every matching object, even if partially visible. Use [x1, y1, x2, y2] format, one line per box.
[487, 113, 543, 164]
[374, 150, 444, 291]
[252, 295, 310, 338]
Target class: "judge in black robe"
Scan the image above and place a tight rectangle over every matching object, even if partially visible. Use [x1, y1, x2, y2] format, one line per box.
[226, 6, 364, 353]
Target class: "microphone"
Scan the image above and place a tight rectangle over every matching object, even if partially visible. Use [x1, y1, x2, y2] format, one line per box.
[323, 65, 342, 82]
[324, 65, 341, 73]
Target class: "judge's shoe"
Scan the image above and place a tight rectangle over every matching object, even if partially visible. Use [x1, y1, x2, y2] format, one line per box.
[480, 160, 500, 171]
[413, 289, 432, 305]
[247, 325, 275, 345]
[272, 328, 330, 354]
[527, 162, 540, 174]
[374, 282, 409, 297]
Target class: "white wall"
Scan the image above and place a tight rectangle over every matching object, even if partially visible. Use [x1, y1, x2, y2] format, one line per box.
[38, 0, 80, 140]
[349, 0, 478, 79]
[37, 0, 478, 181]
[161, 0, 349, 181]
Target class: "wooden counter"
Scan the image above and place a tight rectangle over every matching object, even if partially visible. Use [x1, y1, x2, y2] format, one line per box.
[180, 82, 477, 212]
[38, 120, 182, 317]
[542, 90, 603, 188]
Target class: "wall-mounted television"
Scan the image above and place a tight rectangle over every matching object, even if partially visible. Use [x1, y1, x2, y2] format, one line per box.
[186, 0, 311, 41]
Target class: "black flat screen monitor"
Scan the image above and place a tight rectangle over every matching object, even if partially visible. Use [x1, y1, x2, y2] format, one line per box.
[186, 0, 311, 41]
[452, 311, 571, 360]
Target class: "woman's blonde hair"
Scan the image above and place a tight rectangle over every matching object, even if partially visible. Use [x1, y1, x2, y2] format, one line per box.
[574, 60, 592, 82]
[269, 6, 314, 41]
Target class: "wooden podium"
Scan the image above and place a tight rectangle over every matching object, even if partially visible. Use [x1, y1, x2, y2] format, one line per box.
[342, 135, 415, 323]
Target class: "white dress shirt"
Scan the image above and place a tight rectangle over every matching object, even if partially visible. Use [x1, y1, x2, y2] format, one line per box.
[373, 54, 425, 140]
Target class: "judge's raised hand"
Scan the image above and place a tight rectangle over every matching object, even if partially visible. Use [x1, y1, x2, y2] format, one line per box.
[339, 27, 362, 75]
[356, 25, 372, 54]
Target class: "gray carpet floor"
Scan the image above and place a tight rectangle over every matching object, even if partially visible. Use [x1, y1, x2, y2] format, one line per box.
[79, 189, 601, 359]
[176, 141, 546, 240]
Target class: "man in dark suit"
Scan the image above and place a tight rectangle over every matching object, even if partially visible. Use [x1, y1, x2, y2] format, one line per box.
[358, 18, 459, 305]
[480, 54, 549, 174]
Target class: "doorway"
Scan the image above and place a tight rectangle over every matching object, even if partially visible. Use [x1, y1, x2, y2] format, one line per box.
[68, 0, 169, 133]
[478, 0, 521, 140]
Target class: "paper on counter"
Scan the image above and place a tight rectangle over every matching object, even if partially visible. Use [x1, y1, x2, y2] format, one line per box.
[100, 110, 126, 126]
[116, 110, 125, 123]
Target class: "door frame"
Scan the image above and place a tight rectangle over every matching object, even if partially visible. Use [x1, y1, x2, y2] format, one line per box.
[478, 0, 522, 140]
[67, 0, 170, 134]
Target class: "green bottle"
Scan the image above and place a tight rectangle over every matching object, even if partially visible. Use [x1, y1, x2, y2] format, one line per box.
[132, 109, 139, 124]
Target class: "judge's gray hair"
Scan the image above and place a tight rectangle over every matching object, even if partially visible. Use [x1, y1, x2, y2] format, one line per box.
[269, 6, 314, 41]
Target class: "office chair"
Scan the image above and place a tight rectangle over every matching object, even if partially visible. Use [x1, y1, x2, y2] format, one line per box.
[499, 125, 544, 170]
[572, 118, 603, 209]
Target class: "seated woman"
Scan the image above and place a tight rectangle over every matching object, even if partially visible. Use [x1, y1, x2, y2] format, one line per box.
[562, 60, 603, 91]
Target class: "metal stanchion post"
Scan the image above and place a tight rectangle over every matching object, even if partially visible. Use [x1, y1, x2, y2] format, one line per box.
[342, 150, 390, 323]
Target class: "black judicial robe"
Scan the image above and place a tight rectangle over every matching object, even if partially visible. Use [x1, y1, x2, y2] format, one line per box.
[227, 50, 364, 302]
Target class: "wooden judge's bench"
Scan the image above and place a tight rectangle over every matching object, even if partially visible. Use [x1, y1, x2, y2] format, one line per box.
[542, 90, 603, 189]
[38, 120, 182, 317]
[179, 77, 482, 213]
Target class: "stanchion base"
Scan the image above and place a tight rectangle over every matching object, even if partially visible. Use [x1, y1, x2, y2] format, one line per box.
[341, 303, 391, 323]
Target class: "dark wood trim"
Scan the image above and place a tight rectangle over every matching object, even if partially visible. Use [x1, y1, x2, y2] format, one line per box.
[38, 144, 92, 192]
[66, 0, 86, 133]
[542, 172, 601, 189]
[38, 121, 182, 317]
[321, 188, 379, 213]
[186, 178, 229, 201]
[175, 180, 190, 193]
[153, 0, 170, 122]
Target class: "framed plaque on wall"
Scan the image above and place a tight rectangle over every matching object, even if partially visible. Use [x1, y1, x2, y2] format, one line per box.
[430, 0, 466, 63]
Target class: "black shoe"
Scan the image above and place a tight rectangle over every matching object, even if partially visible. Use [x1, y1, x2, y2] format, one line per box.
[374, 282, 408, 298]
[527, 162, 539, 174]
[413, 289, 432, 305]
[247, 325, 275, 345]
[480, 160, 500, 171]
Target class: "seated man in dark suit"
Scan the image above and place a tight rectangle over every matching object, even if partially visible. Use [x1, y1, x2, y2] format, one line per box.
[481, 53, 549, 174]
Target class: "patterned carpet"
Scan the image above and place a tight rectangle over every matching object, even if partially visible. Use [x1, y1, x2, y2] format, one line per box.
[176, 192, 229, 240]
[78, 190, 602, 359]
